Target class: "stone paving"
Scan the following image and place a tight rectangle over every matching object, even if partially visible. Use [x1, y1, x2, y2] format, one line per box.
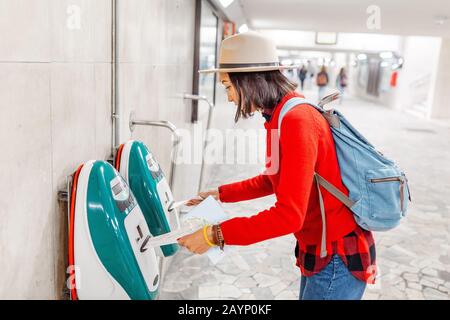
[160, 90, 450, 300]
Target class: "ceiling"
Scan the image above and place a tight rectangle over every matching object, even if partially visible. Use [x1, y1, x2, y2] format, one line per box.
[224, 0, 450, 38]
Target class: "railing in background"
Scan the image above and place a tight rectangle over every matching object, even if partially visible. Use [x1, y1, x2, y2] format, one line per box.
[408, 74, 432, 118]
[183, 93, 215, 194]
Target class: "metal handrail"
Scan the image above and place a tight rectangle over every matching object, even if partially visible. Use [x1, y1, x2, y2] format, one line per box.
[183, 93, 214, 111]
[129, 112, 181, 189]
[409, 74, 432, 89]
[183, 93, 215, 193]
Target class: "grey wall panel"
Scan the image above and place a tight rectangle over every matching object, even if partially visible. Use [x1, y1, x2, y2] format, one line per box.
[0, 63, 53, 298]
[50, 0, 112, 63]
[50, 62, 112, 298]
[0, 0, 51, 62]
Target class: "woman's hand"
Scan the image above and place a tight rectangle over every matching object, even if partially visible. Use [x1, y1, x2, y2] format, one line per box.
[177, 226, 215, 254]
[186, 189, 219, 206]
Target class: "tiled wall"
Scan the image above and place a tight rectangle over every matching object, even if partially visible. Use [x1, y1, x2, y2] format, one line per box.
[0, 0, 196, 299]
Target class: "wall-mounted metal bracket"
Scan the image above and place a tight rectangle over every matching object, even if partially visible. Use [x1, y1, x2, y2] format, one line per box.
[58, 191, 69, 202]
[106, 157, 115, 166]
[57, 175, 73, 203]
[57, 175, 73, 300]
[129, 111, 181, 189]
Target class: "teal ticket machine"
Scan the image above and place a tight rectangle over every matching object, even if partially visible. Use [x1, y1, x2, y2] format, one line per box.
[68, 160, 160, 300]
[115, 140, 180, 257]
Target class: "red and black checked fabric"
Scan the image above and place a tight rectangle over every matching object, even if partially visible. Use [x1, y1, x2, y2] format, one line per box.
[295, 225, 377, 284]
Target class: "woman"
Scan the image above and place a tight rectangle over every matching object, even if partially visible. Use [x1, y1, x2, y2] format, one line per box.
[178, 32, 376, 300]
[316, 65, 329, 100]
[336, 67, 348, 104]
[298, 65, 307, 91]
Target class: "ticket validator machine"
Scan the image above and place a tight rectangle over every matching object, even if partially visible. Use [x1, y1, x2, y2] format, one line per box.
[115, 140, 180, 257]
[68, 160, 160, 300]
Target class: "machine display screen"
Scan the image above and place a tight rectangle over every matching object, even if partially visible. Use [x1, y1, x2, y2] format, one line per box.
[146, 153, 163, 180]
[112, 182, 123, 196]
[110, 176, 136, 213]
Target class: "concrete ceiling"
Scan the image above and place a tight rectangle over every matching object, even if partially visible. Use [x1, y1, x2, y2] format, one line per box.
[229, 0, 450, 38]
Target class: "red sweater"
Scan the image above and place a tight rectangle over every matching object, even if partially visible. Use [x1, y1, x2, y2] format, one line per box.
[219, 92, 358, 252]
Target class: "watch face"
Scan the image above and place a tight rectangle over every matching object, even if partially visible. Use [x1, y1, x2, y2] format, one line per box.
[110, 175, 136, 212]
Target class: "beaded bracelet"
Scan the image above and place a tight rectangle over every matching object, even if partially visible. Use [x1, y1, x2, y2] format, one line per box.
[212, 224, 225, 251]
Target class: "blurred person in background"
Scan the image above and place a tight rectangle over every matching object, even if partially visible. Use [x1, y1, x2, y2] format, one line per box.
[336, 67, 348, 104]
[316, 66, 329, 99]
[298, 65, 307, 91]
[306, 60, 315, 89]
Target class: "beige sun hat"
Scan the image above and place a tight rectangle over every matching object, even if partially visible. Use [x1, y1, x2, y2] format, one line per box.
[199, 31, 299, 73]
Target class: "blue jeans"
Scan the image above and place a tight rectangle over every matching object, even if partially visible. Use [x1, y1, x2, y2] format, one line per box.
[299, 254, 366, 300]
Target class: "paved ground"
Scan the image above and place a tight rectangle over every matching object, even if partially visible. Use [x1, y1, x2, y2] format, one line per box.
[160, 90, 450, 300]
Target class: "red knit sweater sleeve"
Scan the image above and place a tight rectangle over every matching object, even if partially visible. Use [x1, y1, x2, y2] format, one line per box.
[220, 106, 319, 245]
[218, 174, 273, 203]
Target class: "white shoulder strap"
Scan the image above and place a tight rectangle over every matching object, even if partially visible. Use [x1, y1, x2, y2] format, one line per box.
[278, 92, 342, 134]
[277, 98, 324, 135]
[278, 98, 306, 135]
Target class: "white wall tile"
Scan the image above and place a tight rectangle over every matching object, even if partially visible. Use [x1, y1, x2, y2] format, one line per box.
[49, 0, 111, 62]
[94, 63, 113, 158]
[50, 63, 112, 298]
[0, 63, 54, 298]
[50, 63, 98, 192]
[0, 0, 51, 61]
[118, 0, 195, 65]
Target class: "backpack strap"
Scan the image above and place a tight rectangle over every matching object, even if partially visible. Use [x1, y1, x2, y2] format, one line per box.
[278, 95, 341, 133]
[313, 174, 328, 258]
[277, 94, 355, 258]
[277, 97, 322, 133]
[315, 173, 356, 208]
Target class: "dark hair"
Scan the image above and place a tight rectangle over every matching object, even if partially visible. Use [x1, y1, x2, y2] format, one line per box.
[228, 70, 298, 122]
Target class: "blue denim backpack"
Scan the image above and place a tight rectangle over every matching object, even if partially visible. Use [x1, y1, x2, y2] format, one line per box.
[278, 92, 411, 257]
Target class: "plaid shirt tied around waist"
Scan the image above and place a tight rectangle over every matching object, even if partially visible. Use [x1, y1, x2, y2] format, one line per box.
[296, 225, 377, 284]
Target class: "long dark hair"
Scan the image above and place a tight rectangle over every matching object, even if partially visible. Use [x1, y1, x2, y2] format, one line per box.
[229, 70, 298, 122]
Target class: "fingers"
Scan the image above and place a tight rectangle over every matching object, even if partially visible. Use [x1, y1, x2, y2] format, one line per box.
[202, 189, 219, 201]
[195, 247, 209, 254]
[177, 238, 208, 255]
[186, 199, 201, 206]
[177, 227, 211, 255]
[190, 246, 209, 255]
[186, 193, 206, 206]
[179, 241, 196, 253]
[177, 237, 186, 247]
[177, 237, 195, 252]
